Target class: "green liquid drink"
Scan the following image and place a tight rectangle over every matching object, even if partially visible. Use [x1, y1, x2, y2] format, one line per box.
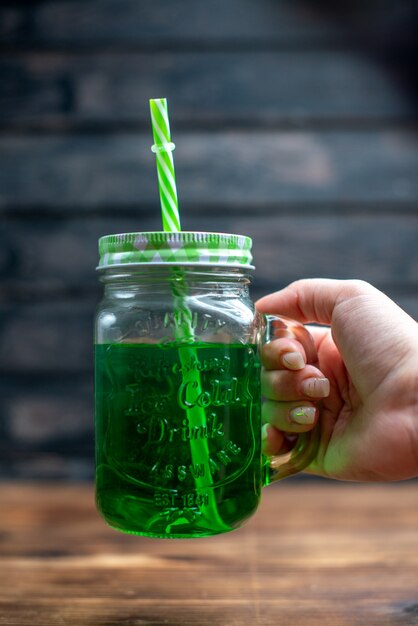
[95, 342, 263, 537]
[95, 102, 320, 536]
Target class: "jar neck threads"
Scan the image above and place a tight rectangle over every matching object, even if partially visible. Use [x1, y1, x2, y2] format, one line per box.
[100, 266, 252, 298]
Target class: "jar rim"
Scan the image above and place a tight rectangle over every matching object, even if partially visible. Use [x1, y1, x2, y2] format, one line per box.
[97, 231, 254, 270]
[96, 261, 255, 272]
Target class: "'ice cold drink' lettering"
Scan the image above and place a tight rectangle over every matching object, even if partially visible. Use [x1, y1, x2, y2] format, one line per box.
[178, 377, 241, 409]
[144, 414, 224, 444]
[95, 342, 262, 537]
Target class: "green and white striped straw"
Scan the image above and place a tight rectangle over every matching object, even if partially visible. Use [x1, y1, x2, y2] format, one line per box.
[149, 97, 228, 533]
[149, 98, 181, 232]
[150, 97, 193, 337]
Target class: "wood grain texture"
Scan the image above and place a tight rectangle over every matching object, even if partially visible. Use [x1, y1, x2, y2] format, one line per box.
[2, 131, 418, 209]
[0, 0, 344, 48]
[0, 299, 95, 373]
[0, 377, 92, 445]
[1, 216, 418, 290]
[1, 52, 414, 126]
[1, 0, 417, 481]
[0, 482, 417, 625]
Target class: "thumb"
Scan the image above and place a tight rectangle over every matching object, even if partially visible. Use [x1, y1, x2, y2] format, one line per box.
[256, 278, 376, 325]
[257, 279, 418, 401]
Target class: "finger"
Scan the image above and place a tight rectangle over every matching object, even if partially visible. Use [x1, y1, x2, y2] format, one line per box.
[262, 425, 295, 456]
[256, 278, 373, 325]
[262, 423, 285, 456]
[261, 366, 330, 401]
[261, 338, 307, 371]
[305, 324, 332, 345]
[262, 400, 318, 432]
[266, 316, 318, 365]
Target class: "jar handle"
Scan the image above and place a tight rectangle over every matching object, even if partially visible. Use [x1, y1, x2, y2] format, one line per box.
[262, 314, 321, 485]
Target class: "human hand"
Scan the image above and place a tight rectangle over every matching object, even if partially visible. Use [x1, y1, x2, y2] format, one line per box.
[256, 279, 418, 481]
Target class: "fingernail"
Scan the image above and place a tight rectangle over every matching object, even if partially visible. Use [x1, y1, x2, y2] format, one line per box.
[262, 423, 271, 453]
[262, 423, 270, 443]
[301, 377, 330, 398]
[289, 406, 316, 425]
[281, 351, 305, 370]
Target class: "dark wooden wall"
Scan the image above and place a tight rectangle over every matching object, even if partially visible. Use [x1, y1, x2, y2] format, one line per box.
[1, 0, 417, 479]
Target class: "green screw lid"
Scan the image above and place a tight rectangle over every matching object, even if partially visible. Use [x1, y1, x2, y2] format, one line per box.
[97, 231, 254, 270]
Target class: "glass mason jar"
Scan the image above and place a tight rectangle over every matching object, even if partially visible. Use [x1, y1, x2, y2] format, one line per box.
[95, 232, 319, 537]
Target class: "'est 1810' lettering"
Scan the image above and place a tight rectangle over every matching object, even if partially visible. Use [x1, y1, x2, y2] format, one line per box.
[154, 491, 209, 509]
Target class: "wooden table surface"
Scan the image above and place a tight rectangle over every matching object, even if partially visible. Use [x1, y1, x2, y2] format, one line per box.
[0, 482, 417, 626]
